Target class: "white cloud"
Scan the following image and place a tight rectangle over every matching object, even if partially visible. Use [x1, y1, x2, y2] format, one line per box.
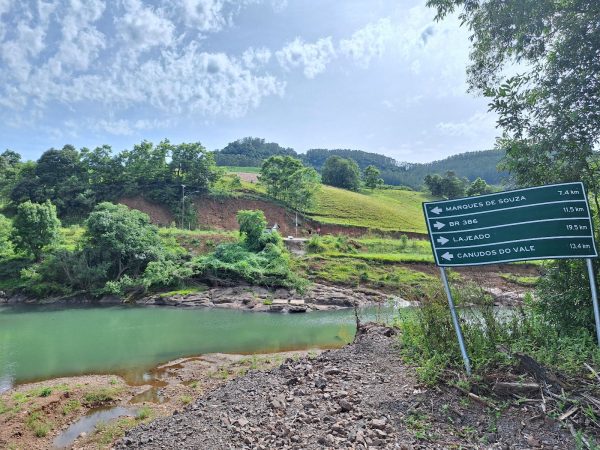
[123, 44, 284, 117]
[117, 0, 174, 53]
[181, 0, 226, 32]
[339, 18, 395, 68]
[242, 46, 271, 69]
[276, 37, 335, 78]
[437, 111, 497, 138]
[0, 22, 46, 81]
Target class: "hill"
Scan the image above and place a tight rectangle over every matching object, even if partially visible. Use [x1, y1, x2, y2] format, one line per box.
[232, 171, 430, 234]
[390, 149, 507, 188]
[307, 186, 430, 233]
[215, 138, 506, 189]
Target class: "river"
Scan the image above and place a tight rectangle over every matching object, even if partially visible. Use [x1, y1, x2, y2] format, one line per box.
[0, 305, 395, 392]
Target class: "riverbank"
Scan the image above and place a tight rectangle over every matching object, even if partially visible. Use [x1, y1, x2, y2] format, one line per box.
[0, 350, 321, 449]
[0, 271, 533, 312]
[116, 324, 574, 449]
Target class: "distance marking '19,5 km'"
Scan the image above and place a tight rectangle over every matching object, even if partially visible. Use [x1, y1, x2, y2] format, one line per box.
[423, 182, 598, 266]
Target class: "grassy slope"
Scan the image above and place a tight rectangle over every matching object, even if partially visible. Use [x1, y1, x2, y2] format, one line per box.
[307, 186, 431, 233]
[229, 167, 431, 233]
[223, 166, 261, 173]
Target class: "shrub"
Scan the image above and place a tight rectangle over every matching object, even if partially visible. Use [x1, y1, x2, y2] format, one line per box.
[142, 259, 195, 290]
[237, 210, 267, 251]
[195, 242, 306, 291]
[534, 260, 596, 333]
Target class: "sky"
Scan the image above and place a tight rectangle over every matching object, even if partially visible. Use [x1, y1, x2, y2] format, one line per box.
[0, 0, 499, 163]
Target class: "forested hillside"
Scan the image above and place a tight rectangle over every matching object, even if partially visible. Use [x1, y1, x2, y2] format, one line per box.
[214, 137, 295, 167]
[216, 138, 506, 188]
[392, 149, 507, 188]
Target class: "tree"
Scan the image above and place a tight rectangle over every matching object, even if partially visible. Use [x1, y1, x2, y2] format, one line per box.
[259, 156, 320, 212]
[11, 200, 61, 260]
[0, 213, 12, 256]
[237, 210, 268, 252]
[363, 165, 383, 189]
[84, 202, 165, 280]
[427, 0, 600, 212]
[424, 174, 444, 197]
[321, 156, 361, 191]
[424, 172, 466, 198]
[466, 177, 492, 196]
[216, 137, 297, 167]
[0, 150, 21, 201]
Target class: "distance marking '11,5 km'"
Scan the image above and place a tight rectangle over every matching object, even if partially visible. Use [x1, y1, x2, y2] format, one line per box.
[423, 182, 598, 266]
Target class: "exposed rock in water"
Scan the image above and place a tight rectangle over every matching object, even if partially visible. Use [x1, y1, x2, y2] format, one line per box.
[138, 283, 392, 313]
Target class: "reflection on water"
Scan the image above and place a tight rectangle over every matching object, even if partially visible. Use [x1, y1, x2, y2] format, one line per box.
[52, 406, 136, 449]
[0, 305, 393, 391]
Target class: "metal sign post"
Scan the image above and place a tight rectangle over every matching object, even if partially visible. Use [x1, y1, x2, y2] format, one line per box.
[439, 267, 471, 376]
[586, 258, 600, 346]
[423, 182, 600, 375]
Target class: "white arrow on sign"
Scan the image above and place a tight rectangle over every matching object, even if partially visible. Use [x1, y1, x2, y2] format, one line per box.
[431, 206, 442, 215]
[441, 252, 454, 261]
[436, 236, 449, 246]
[433, 221, 445, 230]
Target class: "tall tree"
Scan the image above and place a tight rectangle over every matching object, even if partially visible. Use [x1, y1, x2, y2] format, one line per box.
[84, 203, 165, 280]
[0, 150, 21, 201]
[259, 156, 320, 212]
[466, 177, 492, 196]
[427, 0, 600, 212]
[321, 156, 361, 191]
[363, 165, 383, 189]
[10, 200, 61, 261]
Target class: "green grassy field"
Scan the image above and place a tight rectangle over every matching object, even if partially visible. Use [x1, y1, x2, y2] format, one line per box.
[307, 186, 431, 233]
[222, 166, 261, 173]
[236, 180, 431, 233]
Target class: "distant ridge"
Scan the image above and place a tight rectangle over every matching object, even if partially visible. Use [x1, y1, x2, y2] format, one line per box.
[391, 149, 507, 188]
[214, 137, 507, 188]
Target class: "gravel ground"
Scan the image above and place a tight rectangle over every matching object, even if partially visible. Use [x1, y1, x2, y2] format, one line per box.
[116, 325, 573, 449]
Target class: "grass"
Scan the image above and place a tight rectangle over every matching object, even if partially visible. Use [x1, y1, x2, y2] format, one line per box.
[62, 399, 81, 415]
[222, 166, 261, 173]
[158, 286, 207, 297]
[499, 273, 540, 286]
[83, 387, 122, 405]
[26, 411, 53, 437]
[302, 254, 438, 298]
[306, 185, 432, 233]
[324, 252, 434, 264]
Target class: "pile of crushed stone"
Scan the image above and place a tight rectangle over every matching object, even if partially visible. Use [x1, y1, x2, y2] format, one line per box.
[116, 324, 572, 449]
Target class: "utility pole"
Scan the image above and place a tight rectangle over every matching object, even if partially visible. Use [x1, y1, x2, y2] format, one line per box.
[180, 184, 185, 229]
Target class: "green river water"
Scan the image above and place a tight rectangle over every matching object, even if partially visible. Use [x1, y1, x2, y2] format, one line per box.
[0, 305, 394, 392]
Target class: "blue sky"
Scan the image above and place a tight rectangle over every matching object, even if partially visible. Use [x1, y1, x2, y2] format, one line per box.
[0, 0, 498, 162]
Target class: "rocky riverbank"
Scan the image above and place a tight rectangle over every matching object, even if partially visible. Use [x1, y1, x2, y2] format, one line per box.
[139, 283, 393, 312]
[0, 283, 395, 313]
[116, 324, 573, 449]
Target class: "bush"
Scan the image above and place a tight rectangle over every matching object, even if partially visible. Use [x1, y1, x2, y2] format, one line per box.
[397, 283, 511, 384]
[306, 235, 358, 254]
[142, 259, 195, 290]
[195, 241, 306, 291]
[534, 260, 596, 333]
[237, 210, 267, 251]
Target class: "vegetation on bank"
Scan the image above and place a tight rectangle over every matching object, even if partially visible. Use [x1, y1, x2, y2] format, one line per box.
[0, 205, 304, 298]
